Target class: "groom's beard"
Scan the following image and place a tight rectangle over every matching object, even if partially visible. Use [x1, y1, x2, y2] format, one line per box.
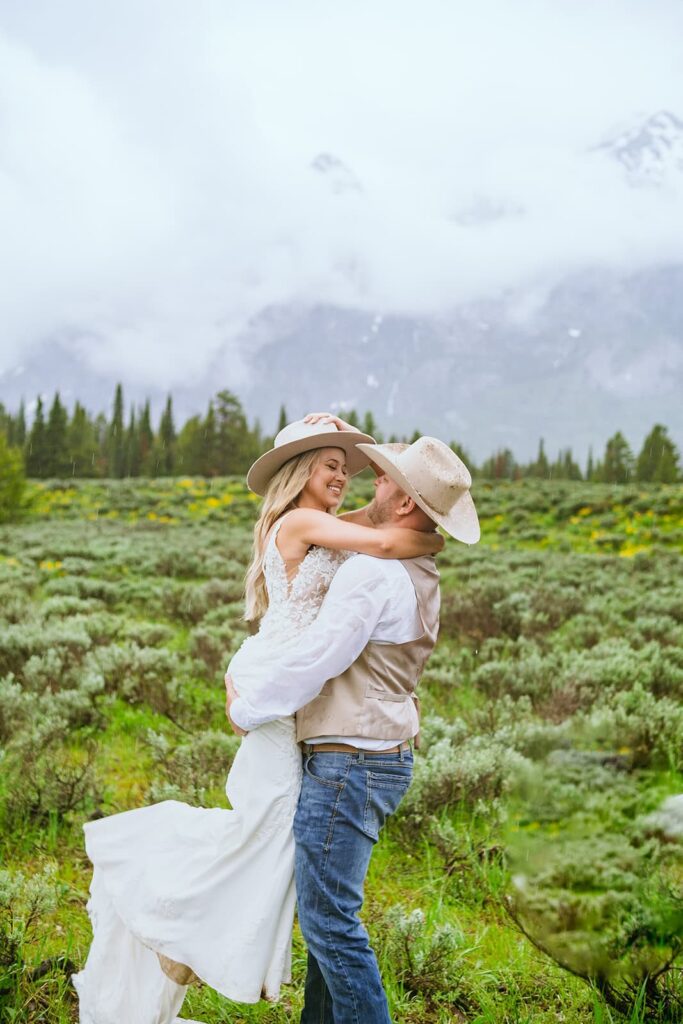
[367, 497, 396, 526]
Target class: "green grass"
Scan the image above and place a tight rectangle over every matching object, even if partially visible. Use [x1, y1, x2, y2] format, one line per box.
[1, 477, 682, 1022]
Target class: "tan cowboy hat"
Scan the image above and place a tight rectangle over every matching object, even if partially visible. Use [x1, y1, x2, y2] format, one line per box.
[247, 419, 376, 496]
[356, 436, 480, 544]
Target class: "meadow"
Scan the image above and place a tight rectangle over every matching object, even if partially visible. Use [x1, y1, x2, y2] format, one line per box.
[1, 475, 682, 1023]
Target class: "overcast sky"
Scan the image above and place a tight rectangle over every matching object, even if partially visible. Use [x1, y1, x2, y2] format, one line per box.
[1, 0, 682, 390]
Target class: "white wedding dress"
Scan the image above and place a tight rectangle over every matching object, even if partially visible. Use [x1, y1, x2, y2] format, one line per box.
[73, 516, 348, 1023]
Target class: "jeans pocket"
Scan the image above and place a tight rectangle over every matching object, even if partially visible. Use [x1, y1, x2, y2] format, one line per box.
[363, 771, 411, 841]
[304, 753, 349, 789]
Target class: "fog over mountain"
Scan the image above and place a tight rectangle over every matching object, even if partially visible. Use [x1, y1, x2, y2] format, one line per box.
[1, 2, 682, 460]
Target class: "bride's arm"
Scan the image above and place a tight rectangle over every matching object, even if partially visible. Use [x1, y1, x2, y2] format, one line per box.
[300, 412, 435, 549]
[282, 508, 443, 559]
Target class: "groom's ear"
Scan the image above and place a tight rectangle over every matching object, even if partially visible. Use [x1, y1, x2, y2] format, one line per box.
[396, 493, 417, 517]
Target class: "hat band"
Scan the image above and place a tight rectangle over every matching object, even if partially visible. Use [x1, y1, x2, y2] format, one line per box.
[415, 488, 446, 516]
[412, 482, 467, 516]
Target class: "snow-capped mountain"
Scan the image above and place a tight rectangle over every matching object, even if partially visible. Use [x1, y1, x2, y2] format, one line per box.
[5, 263, 679, 465]
[2, 112, 682, 463]
[597, 110, 683, 187]
[239, 264, 683, 461]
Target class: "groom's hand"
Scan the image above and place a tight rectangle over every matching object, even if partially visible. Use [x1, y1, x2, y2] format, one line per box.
[224, 673, 248, 736]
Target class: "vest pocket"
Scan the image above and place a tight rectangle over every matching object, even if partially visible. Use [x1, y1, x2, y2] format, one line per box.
[364, 682, 408, 703]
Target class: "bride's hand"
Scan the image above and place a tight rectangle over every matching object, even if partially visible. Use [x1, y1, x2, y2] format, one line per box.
[427, 530, 445, 555]
[303, 412, 361, 433]
[410, 528, 445, 556]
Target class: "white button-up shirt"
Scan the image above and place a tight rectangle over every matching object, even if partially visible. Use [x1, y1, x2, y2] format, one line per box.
[229, 554, 422, 747]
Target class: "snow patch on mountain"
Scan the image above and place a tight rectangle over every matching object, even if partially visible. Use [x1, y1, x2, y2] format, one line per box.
[596, 110, 683, 188]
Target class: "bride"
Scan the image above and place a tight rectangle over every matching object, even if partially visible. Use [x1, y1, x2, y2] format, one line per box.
[73, 416, 443, 1024]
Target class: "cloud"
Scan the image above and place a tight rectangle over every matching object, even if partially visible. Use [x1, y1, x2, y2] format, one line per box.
[1, 0, 682, 388]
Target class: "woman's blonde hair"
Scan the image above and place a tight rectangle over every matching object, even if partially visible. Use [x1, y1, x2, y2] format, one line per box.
[244, 449, 343, 622]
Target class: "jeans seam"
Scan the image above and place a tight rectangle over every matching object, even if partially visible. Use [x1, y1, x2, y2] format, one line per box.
[321, 760, 350, 853]
[363, 771, 374, 840]
[320, 785, 362, 1024]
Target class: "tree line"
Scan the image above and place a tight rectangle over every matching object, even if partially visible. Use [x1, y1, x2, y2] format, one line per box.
[0, 387, 262, 480]
[0, 386, 680, 484]
[479, 428, 680, 484]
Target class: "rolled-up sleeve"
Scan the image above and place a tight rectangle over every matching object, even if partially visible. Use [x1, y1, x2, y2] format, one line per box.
[229, 560, 388, 731]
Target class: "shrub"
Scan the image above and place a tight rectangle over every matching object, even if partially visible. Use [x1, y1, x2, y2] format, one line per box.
[123, 621, 174, 647]
[379, 907, 466, 999]
[145, 729, 240, 805]
[189, 623, 239, 677]
[161, 578, 244, 624]
[88, 643, 187, 716]
[1, 733, 101, 827]
[400, 735, 531, 826]
[0, 621, 92, 678]
[582, 684, 683, 769]
[0, 865, 63, 1011]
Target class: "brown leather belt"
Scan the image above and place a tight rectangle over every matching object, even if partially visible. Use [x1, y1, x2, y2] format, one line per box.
[302, 741, 411, 755]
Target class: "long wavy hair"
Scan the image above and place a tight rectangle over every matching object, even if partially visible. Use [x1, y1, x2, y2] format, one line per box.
[244, 449, 344, 623]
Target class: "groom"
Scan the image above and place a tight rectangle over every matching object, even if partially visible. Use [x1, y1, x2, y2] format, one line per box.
[226, 435, 479, 1024]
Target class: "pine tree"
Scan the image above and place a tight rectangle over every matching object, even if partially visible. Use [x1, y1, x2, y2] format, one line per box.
[361, 411, 381, 441]
[450, 441, 474, 472]
[176, 415, 204, 474]
[529, 439, 550, 478]
[138, 401, 154, 475]
[277, 404, 288, 432]
[156, 396, 176, 475]
[657, 440, 680, 483]
[481, 448, 516, 480]
[600, 431, 634, 484]
[562, 449, 582, 480]
[25, 397, 48, 477]
[636, 424, 680, 483]
[214, 390, 257, 475]
[199, 402, 219, 476]
[549, 448, 582, 480]
[125, 407, 142, 476]
[68, 402, 98, 477]
[586, 447, 595, 482]
[252, 418, 265, 456]
[108, 384, 126, 478]
[93, 413, 110, 476]
[44, 392, 70, 477]
[16, 401, 26, 448]
[7, 401, 27, 450]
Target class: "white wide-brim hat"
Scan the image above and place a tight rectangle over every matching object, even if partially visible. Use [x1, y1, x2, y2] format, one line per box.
[356, 437, 480, 544]
[247, 419, 376, 496]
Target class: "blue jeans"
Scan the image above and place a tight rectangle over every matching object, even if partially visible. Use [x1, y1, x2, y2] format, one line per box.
[293, 748, 413, 1024]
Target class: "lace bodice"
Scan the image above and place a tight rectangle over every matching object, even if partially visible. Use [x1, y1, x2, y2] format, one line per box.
[258, 515, 349, 640]
[230, 515, 349, 682]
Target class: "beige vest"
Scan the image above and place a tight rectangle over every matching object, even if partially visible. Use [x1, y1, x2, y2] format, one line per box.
[296, 556, 440, 744]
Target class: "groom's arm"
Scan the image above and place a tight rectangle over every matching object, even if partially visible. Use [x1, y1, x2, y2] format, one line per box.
[228, 558, 388, 732]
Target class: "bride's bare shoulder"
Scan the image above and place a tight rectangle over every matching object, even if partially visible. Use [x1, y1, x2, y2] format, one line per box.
[278, 508, 327, 535]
